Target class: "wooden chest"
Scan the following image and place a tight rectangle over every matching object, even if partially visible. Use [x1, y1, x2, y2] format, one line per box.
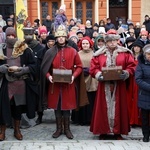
[101, 66, 123, 81]
[53, 69, 72, 83]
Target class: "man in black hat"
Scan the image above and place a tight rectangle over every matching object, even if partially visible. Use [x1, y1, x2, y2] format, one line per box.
[3, 18, 14, 32]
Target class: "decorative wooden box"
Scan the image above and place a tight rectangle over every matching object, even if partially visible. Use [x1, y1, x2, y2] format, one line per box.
[53, 69, 72, 83]
[101, 66, 123, 81]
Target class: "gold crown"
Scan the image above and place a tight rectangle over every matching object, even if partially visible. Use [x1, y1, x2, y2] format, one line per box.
[55, 25, 67, 37]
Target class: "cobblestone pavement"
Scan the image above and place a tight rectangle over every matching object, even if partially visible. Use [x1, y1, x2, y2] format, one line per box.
[0, 110, 150, 150]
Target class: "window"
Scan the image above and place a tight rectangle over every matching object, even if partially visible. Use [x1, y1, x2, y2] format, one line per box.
[40, 0, 60, 23]
[75, 0, 94, 24]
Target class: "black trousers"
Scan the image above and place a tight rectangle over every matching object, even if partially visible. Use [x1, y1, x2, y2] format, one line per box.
[54, 98, 70, 118]
[141, 109, 150, 136]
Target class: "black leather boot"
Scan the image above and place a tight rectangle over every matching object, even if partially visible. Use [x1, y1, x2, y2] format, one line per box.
[64, 117, 74, 139]
[52, 117, 62, 138]
[36, 112, 43, 125]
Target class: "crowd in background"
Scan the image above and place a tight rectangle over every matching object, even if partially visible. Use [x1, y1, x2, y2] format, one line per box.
[1, 4, 150, 142]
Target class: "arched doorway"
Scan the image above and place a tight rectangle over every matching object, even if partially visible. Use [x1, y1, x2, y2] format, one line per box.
[109, 0, 128, 28]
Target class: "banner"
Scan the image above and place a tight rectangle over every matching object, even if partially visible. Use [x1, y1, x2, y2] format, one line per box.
[15, 0, 28, 39]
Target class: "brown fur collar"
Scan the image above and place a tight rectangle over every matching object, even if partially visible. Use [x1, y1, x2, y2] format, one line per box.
[12, 40, 28, 58]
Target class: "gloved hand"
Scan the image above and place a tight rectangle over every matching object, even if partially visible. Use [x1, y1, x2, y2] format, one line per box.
[98, 74, 104, 81]
[120, 70, 129, 80]
[13, 66, 30, 77]
[83, 67, 89, 76]
[0, 64, 9, 73]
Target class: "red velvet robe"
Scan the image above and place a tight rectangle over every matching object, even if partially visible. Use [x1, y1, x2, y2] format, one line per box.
[130, 60, 142, 125]
[90, 51, 136, 135]
[47, 47, 82, 110]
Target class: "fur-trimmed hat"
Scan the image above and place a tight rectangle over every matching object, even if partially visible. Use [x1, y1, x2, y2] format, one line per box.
[5, 27, 16, 37]
[143, 44, 150, 54]
[104, 29, 120, 42]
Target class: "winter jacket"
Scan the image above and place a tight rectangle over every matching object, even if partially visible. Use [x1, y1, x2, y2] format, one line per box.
[135, 53, 150, 110]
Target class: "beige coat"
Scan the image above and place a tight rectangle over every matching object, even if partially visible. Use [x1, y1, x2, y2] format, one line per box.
[78, 49, 98, 92]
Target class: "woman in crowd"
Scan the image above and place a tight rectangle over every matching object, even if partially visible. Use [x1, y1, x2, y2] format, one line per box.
[135, 44, 150, 142]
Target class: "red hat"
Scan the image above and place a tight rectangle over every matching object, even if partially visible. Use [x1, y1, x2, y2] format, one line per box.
[69, 31, 78, 41]
[79, 24, 85, 30]
[104, 29, 120, 42]
[107, 29, 117, 35]
[38, 26, 47, 35]
[140, 30, 148, 36]
[79, 36, 94, 50]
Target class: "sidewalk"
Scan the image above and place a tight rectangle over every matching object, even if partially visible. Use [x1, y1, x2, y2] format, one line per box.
[0, 110, 150, 150]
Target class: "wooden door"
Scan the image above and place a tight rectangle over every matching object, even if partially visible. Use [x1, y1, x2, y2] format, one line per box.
[75, 0, 94, 25]
[109, 0, 128, 28]
[40, 0, 60, 23]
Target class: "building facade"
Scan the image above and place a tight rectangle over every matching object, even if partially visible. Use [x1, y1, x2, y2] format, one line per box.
[0, 0, 150, 26]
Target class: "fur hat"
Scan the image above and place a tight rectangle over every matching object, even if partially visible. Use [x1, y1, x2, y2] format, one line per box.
[143, 44, 150, 54]
[126, 37, 136, 45]
[46, 34, 55, 42]
[5, 27, 16, 37]
[38, 26, 47, 35]
[104, 29, 120, 42]
[69, 32, 78, 41]
[59, 4, 66, 11]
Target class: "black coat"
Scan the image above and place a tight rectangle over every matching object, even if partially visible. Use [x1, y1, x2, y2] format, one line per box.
[135, 54, 150, 110]
[0, 47, 38, 125]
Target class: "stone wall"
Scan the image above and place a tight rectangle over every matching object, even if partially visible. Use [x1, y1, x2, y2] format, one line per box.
[141, 0, 150, 23]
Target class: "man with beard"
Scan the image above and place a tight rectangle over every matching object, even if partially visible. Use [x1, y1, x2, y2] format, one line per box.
[40, 25, 84, 139]
[90, 29, 136, 140]
[0, 27, 37, 141]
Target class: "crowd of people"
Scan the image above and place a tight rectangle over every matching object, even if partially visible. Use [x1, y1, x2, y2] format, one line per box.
[0, 5, 150, 143]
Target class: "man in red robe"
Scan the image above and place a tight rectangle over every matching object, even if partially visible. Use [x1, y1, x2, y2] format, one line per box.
[40, 25, 83, 139]
[90, 29, 136, 140]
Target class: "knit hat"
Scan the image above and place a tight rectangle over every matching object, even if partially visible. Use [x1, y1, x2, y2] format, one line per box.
[59, 4, 66, 12]
[93, 23, 99, 28]
[38, 26, 47, 35]
[126, 37, 136, 45]
[86, 20, 92, 28]
[132, 40, 144, 48]
[7, 18, 13, 22]
[76, 30, 83, 35]
[46, 34, 55, 42]
[104, 29, 120, 42]
[140, 30, 148, 36]
[79, 24, 85, 30]
[69, 32, 78, 41]
[143, 44, 150, 53]
[5, 27, 16, 37]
